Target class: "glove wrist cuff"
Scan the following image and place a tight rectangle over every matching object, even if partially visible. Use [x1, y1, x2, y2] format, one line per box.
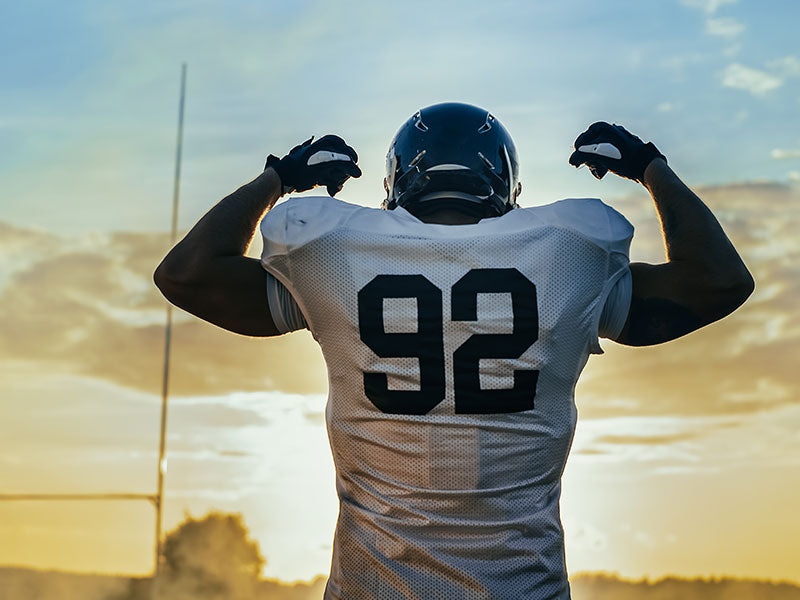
[634, 142, 666, 183]
[265, 154, 296, 195]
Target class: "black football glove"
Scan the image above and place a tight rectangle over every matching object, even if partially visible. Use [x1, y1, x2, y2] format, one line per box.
[265, 134, 362, 196]
[568, 122, 666, 184]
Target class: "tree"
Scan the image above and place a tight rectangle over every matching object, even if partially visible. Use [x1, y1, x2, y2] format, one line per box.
[156, 512, 265, 600]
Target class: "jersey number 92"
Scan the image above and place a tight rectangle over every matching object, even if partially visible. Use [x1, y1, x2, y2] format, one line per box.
[357, 268, 540, 415]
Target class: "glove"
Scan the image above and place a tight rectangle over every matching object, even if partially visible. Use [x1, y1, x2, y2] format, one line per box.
[568, 122, 666, 183]
[265, 134, 362, 196]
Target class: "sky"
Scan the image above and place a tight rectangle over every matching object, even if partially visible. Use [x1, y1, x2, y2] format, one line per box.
[1, 0, 799, 585]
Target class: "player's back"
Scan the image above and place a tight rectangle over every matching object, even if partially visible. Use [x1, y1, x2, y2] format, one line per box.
[260, 197, 632, 600]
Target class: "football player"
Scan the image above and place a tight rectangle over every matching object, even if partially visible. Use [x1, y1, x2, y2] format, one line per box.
[154, 103, 753, 599]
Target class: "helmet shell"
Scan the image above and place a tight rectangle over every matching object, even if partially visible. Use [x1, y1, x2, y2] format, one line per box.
[383, 102, 520, 218]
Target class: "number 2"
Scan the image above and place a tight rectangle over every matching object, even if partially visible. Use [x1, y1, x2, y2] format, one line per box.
[357, 268, 539, 415]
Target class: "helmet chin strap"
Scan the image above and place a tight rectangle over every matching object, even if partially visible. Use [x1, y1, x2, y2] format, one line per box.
[417, 191, 490, 203]
[402, 192, 506, 219]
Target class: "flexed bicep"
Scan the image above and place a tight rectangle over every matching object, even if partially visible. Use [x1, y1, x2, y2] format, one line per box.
[155, 255, 283, 337]
[614, 262, 704, 346]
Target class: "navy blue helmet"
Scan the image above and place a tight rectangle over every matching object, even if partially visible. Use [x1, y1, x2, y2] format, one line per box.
[382, 102, 521, 218]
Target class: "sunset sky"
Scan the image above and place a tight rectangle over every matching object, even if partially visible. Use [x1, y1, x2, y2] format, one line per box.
[2, 0, 799, 585]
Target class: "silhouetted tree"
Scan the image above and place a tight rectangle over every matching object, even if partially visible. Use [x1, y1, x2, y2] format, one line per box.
[156, 511, 265, 600]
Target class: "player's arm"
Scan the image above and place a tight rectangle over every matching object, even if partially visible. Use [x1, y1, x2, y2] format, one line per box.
[154, 168, 283, 336]
[153, 135, 361, 336]
[570, 122, 754, 346]
[619, 158, 754, 345]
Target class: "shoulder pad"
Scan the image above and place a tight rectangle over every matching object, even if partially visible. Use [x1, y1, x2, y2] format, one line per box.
[538, 198, 633, 254]
[260, 196, 364, 252]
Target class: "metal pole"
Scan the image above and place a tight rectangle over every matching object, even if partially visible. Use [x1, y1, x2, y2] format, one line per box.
[155, 62, 187, 588]
[0, 494, 157, 502]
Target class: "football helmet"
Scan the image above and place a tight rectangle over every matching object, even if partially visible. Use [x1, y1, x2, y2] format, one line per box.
[382, 102, 521, 218]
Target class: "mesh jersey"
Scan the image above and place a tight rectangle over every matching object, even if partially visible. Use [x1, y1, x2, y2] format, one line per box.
[260, 197, 633, 600]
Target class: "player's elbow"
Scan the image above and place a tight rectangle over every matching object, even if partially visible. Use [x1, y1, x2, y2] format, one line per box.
[719, 254, 754, 305]
[700, 264, 755, 323]
[726, 266, 755, 312]
[153, 260, 174, 300]
[153, 256, 192, 305]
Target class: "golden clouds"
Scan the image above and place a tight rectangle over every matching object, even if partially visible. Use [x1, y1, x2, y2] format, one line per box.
[593, 432, 700, 445]
[0, 225, 327, 397]
[579, 181, 799, 418]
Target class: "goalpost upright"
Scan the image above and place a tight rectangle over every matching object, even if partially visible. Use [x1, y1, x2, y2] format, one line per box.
[154, 60, 187, 579]
[0, 64, 188, 600]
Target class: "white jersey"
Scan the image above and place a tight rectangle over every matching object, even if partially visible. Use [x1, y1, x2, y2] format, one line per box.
[260, 197, 633, 600]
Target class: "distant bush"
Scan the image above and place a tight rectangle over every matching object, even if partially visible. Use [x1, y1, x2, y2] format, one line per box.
[156, 511, 265, 600]
[570, 572, 800, 600]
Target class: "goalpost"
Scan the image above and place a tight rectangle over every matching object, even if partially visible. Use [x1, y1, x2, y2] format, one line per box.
[155, 60, 187, 581]
[0, 63, 187, 600]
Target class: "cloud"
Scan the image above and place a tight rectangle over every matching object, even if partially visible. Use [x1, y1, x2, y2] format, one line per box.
[722, 43, 742, 58]
[568, 414, 749, 470]
[0, 223, 327, 397]
[579, 181, 800, 418]
[771, 149, 800, 160]
[721, 56, 800, 97]
[767, 55, 800, 77]
[679, 0, 737, 14]
[721, 63, 783, 96]
[593, 432, 700, 446]
[705, 16, 745, 37]
[565, 520, 609, 551]
[680, 0, 743, 40]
